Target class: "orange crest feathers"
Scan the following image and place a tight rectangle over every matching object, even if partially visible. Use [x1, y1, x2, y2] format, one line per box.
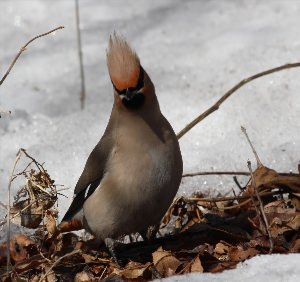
[106, 33, 141, 91]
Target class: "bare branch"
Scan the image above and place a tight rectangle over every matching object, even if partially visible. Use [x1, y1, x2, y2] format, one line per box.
[0, 26, 64, 87]
[177, 62, 300, 139]
[75, 0, 86, 109]
[185, 190, 274, 203]
[182, 171, 298, 177]
[241, 126, 262, 167]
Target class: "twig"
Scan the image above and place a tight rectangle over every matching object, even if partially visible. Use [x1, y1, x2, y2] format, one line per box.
[0, 26, 64, 86]
[20, 148, 47, 174]
[241, 126, 262, 167]
[38, 249, 80, 282]
[247, 160, 273, 253]
[185, 190, 274, 203]
[75, 0, 86, 109]
[233, 176, 244, 191]
[7, 149, 23, 271]
[99, 265, 108, 280]
[182, 171, 298, 177]
[176, 62, 300, 139]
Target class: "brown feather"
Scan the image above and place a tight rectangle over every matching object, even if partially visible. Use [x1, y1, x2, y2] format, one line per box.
[106, 33, 141, 90]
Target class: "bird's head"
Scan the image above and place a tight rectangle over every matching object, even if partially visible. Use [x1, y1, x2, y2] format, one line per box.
[106, 34, 155, 110]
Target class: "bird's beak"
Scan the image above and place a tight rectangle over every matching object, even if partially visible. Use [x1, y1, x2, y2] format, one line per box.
[120, 88, 141, 101]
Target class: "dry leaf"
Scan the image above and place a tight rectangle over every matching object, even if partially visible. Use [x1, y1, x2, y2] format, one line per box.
[45, 210, 63, 253]
[229, 246, 257, 262]
[252, 165, 300, 193]
[152, 247, 182, 277]
[14, 254, 45, 274]
[289, 238, 300, 253]
[113, 261, 151, 279]
[74, 270, 95, 282]
[264, 200, 296, 214]
[46, 210, 58, 238]
[10, 234, 35, 263]
[214, 242, 230, 261]
[190, 256, 203, 273]
[10, 167, 57, 229]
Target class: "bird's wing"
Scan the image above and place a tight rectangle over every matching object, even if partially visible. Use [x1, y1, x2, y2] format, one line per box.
[62, 132, 112, 221]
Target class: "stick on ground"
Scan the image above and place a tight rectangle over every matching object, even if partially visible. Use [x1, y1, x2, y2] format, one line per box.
[247, 160, 274, 253]
[182, 171, 298, 177]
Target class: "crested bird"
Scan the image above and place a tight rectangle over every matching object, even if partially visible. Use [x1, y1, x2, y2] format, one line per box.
[61, 34, 182, 256]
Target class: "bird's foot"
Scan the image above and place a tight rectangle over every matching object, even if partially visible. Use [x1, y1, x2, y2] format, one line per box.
[104, 238, 121, 267]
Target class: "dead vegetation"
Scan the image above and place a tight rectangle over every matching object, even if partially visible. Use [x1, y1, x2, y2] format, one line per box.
[0, 27, 299, 281]
[0, 143, 299, 281]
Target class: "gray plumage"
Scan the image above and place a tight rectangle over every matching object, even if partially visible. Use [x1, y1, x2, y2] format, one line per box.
[62, 34, 182, 241]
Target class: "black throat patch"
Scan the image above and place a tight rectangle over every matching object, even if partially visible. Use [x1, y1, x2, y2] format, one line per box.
[122, 93, 145, 109]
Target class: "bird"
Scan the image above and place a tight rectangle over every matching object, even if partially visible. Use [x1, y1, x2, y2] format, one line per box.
[60, 34, 182, 256]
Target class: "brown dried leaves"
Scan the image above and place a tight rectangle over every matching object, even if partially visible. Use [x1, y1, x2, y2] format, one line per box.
[3, 149, 58, 229]
[0, 151, 299, 281]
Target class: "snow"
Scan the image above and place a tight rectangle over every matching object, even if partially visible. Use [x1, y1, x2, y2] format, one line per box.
[157, 254, 300, 282]
[0, 0, 299, 280]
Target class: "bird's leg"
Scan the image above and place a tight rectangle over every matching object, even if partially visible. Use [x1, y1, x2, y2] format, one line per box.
[104, 238, 121, 267]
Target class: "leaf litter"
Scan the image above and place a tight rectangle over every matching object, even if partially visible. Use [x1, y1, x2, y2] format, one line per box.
[0, 144, 299, 281]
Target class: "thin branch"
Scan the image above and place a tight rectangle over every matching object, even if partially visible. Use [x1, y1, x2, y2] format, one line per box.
[7, 149, 23, 271]
[182, 171, 298, 177]
[0, 26, 64, 87]
[38, 249, 80, 282]
[75, 0, 86, 109]
[177, 62, 300, 139]
[233, 176, 244, 191]
[241, 126, 262, 167]
[185, 190, 274, 203]
[247, 160, 273, 253]
[20, 148, 47, 174]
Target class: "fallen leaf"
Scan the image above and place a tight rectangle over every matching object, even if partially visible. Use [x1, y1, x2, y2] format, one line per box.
[152, 247, 182, 277]
[190, 256, 203, 273]
[287, 214, 300, 230]
[10, 234, 35, 263]
[14, 254, 45, 274]
[214, 242, 230, 261]
[45, 210, 63, 253]
[74, 270, 95, 282]
[229, 245, 257, 262]
[289, 238, 300, 253]
[113, 261, 151, 279]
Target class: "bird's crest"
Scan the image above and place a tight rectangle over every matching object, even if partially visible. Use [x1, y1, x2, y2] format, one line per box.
[107, 33, 141, 91]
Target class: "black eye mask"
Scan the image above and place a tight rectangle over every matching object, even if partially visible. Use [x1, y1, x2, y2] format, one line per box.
[112, 66, 145, 109]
